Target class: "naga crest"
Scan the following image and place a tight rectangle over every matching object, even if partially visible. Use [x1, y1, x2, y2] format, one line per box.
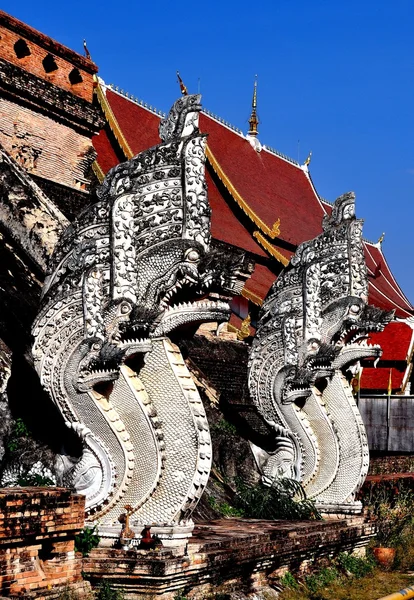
[249, 192, 392, 512]
[32, 95, 251, 544]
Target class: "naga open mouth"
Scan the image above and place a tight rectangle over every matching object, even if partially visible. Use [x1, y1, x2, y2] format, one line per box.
[152, 257, 244, 336]
[159, 274, 201, 310]
[332, 326, 382, 372]
[152, 294, 231, 337]
[283, 381, 313, 405]
[327, 303, 394, 376]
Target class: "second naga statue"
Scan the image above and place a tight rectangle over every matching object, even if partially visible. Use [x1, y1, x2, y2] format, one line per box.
[249, 192, 392, 512]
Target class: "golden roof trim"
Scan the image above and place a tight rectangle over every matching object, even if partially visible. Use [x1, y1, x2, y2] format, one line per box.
[227, 323, 241, 335]
[95, 80, 134, 160]
[237, 314, 251, 340]
[92, 160, 105, 184]
[205, 144, 281, 240]
[402, 362, 413, 394]
[253, 231, 289, 266]
[241, 287, 263, 306]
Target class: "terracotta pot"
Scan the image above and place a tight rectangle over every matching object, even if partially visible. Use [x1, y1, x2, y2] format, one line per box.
[373, 546, 396, 568]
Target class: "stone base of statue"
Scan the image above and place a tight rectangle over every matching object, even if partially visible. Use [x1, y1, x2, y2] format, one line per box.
[316, 501, 363, 515]
[83, 517, 375, 598]
[96, 521, 195, 549]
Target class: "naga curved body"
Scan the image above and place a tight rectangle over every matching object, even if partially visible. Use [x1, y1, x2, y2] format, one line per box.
[248, 193, 392, 512]
[32, 95, 250, 543]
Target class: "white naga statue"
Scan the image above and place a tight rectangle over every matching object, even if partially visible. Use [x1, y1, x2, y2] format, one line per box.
[248, 192, 392, 512]
[32, 95, 251, 544]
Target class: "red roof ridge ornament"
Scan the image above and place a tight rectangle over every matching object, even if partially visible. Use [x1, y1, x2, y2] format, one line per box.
[301, 151, 312, 176]
[176, 71, 188, 96]
[375, 232, 385, 248]
[246, 76, 262, 152]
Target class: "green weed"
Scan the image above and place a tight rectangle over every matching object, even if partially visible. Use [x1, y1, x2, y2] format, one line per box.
[337, 552, 374, 578]
[211, 419, 238, 436]
[208, 495, 244, 517]
[305, 566, 339, 593]
[6, 418, 30, 452]
[280, 571, 298, 589]
[235, 477, 320, 521]
[74, 525, 100, 557]
[96, 581, 125, 600]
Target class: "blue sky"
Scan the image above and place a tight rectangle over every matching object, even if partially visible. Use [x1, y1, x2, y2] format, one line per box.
[4, 0, 414, 303]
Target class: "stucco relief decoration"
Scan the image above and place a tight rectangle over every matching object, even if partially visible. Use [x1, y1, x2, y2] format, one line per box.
[32, 94, 251, 544]
[248, 192, 393, 513]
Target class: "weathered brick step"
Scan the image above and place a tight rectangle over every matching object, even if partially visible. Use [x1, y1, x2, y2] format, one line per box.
[189, 517, 352, 551]
[83, 518, 375, 598]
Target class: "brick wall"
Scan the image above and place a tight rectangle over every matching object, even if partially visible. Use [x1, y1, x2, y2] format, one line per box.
[0, 488, 90, 598]
[0, 13, 96, 102]
[180, 334, 251, 405]
[0, 59, 104, 136]
[0, 97, 96, 189]
[369, 453, 414, 475]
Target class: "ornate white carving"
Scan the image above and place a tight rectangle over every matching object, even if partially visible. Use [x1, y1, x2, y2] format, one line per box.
[249, 192, 394, 512]
[32, 95, 252, 542]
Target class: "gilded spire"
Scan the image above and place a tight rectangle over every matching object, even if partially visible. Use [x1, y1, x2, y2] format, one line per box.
[248, 76, 259, 137]
[176, 71, 188, 96]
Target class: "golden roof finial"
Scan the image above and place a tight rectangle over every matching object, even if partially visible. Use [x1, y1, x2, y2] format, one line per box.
[248, 75, 259, 137]
[176, 71, 188, 96]
[378, 232, 385, 245]
[303, 151, 312, 166]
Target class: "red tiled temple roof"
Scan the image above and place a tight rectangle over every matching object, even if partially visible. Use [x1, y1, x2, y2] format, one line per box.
[92, 87, 327, 259]
[362, 321, 414, 392]
[360, 367, 405, 392]
[320, 200, 413, 320]
[206, 170, 267, 258]
[103, 88, 161, 155]
[198, 113, 327, 249]
[92, 84, 414, 392]
[245, 264, 277, 303]
[93, 127, 121, 175]
[365, 241, 413, 319]
[368, 322, 414, 362]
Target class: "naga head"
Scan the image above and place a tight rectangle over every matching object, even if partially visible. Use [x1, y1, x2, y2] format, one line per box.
[296, 192, 392, 390]
[314, 192, 393, 379]
[325, 298, 394, 376]
[253, 191, 393, 413]
[99, 95, 252, 344]
[37, 94, 252, 391]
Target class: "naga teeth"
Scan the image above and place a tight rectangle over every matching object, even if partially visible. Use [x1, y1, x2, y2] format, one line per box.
[374, 357, 380, 368]
[120, 337, 148, 347]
